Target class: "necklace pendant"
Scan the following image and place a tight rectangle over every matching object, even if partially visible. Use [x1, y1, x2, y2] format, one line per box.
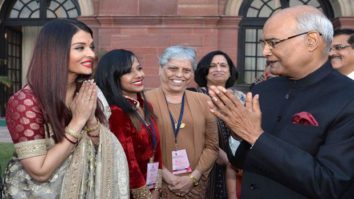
[175, 123, 186, 129]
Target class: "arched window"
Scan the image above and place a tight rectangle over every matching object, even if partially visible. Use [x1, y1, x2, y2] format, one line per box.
[237, 0, 334, 84]
[2, 0, 80, 25]
[8, 0, 79, 19]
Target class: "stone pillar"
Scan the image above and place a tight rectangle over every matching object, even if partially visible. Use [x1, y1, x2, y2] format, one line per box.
[217, 16, 242, 68]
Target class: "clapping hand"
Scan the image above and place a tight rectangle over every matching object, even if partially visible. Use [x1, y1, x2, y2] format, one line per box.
[207, 86, 264, 145]
[70, 79, 98, 127]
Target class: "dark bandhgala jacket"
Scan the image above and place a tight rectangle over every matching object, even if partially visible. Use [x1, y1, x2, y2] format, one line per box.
[231, 61, 354, 199]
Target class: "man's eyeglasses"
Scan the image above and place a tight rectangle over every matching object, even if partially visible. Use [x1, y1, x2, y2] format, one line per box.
[259, 31, 322, 49]
[330, 44, 354, 51]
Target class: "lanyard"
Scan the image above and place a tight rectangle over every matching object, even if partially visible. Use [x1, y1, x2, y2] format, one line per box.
[163, 92, 185, 148]
[205, 86, 209, 95]
[135, 112, 156, 157]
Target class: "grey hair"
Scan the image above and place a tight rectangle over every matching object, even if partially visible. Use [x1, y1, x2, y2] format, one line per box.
[295, 12, 333, 54]
[159, 46, 197, 71]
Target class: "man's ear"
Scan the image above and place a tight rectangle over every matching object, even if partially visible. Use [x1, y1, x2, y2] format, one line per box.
[307, 31, 320, 52]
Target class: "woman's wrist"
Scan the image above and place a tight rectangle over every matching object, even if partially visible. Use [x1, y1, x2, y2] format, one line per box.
[86, 117, 98, 127]
[64, 133, 78, 144]
[191, 170, 202, 181]
[85, 117, 100, 133]
[165, 174, 177, 185]
[162, 167, 175, 185]
[65, 125, 82, 140]
[69, 118, 86, 130]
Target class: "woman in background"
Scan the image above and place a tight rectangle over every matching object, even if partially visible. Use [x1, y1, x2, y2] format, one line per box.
[95, 49, 162, 199]
[250, 61, 279, 90]
[188, 50, 245, 199]
[2, 19, 128, 199]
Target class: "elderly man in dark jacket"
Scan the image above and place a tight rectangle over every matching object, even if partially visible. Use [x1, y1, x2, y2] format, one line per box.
[208, 5, 354, 199]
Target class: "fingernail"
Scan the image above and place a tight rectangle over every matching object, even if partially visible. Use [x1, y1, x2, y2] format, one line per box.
[215, 89, 220, 94]
[222, 88, 226, 93]
[76, 92, 78, 95]
[210, 109, 215, 113]
[213, 97, 218, 102]
[256, 94, 259, 99]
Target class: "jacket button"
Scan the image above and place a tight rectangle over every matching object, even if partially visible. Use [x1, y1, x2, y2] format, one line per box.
[285, 94, 292, 99]
[250, 184, 257, 190]
[276, 116, 281, 122]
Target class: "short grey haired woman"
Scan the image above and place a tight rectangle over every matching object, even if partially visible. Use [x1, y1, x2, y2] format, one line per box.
[146, 46, 219, 199]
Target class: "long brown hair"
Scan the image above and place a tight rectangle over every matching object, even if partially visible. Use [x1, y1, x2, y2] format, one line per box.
[27, 19, 106, 143]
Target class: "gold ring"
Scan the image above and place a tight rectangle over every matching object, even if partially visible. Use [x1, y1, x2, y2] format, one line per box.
[84, 98, 90, 101]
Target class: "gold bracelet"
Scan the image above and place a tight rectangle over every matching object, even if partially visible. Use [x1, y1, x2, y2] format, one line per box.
[189, 174, 199, 186]
[84, 117, 100, 132]
[65, 126, 82, 140]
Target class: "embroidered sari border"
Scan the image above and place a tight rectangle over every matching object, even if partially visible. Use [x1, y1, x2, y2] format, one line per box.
[131, 184, 153, 199]
[14, 139, 47, 160]
[155, 169, 163, 189]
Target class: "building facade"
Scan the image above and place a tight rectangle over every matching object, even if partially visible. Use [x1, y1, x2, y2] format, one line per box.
[0, 0, 354, 116]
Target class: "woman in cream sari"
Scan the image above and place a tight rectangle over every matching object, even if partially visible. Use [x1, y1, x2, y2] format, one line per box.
[2, 19, 129, 199]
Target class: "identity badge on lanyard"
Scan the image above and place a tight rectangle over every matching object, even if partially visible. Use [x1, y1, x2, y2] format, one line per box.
[136, 112, 159, 188]
[164, 93, 191, 174]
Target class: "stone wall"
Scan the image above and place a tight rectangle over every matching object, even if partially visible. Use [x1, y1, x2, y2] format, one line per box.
[80, 0, 241, 89]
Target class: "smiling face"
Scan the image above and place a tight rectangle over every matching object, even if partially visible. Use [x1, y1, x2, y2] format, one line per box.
[329, 34, 354, 75]
[120, 57, 145, 98]
[160, 59, 194, 94]
[68, 30, 95, 78]
[206, 55, 230, 87]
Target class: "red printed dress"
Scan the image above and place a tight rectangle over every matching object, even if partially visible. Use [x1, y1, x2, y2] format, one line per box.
[109, 94, 162, 198]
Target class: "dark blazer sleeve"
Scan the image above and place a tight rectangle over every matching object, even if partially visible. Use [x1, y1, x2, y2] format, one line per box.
[240, 99, 354, 199]
[229, 140, 250, 169]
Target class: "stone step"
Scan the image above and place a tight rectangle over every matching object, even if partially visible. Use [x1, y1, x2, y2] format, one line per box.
[0, 127, 11, 143]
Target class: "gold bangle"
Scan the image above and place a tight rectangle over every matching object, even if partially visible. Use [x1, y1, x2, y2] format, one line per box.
[189, 174, 199, 186]
[84, 117, 100, 132]
[65, 126, 82, 140]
